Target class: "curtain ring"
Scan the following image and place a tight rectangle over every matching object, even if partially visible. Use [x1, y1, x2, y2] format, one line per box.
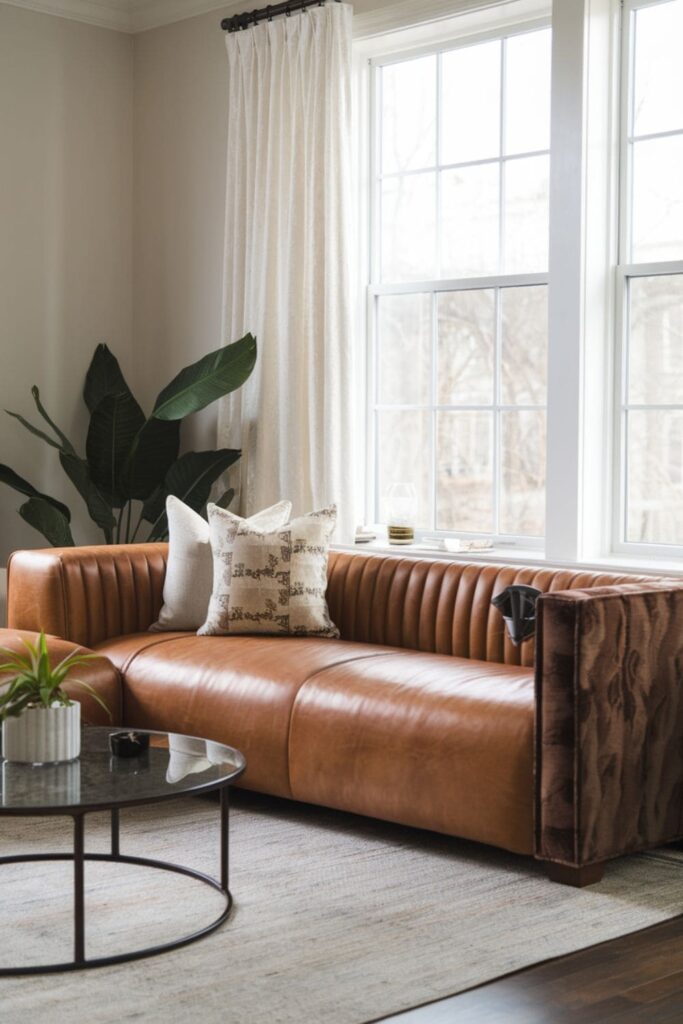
[285, 3, 291, 15]
[266, 5, 273, 20]
[251, 9, 259, 24]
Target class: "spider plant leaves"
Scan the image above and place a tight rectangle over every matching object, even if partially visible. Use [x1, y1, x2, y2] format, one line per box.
[64, 678, 112, 719]
[84, 344, 132, 414]
[86, 392, 146, 506]
[0, 693, 34, 719]
[19, 497, 75, 547]
[152, 333, 257, 421]
[143, 449, 241, 540]
[0, 464, 71, 521]
[0, 632, 110, 720]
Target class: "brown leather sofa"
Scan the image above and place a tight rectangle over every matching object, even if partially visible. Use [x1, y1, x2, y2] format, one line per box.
[6, 544, 683, 886]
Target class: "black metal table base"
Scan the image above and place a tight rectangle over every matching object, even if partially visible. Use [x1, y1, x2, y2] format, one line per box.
[0, 786, 232, 975]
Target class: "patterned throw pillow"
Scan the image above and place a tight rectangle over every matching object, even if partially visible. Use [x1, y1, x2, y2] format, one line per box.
[198, 505, 339, 638]
[150, 496, 292, 632]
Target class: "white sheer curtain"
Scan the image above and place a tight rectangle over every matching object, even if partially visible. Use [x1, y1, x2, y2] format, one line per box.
[217, 2, 355, 540]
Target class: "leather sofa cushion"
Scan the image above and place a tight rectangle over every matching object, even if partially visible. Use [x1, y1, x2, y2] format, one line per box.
[93, 634, 405, 798]
[93, 633, 534, 853]
[289, 652, 535, 854]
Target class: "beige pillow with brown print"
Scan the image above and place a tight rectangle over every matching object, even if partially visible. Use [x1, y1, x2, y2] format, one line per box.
[198, 504, 339, 638]
[150, 496, 292, 632]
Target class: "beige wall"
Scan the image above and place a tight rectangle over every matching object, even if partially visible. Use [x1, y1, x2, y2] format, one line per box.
[132, 11, 229, 452]
[0, 4, 134, 570]
[130, 0, 434, 452]
[0, 0, 392, 623]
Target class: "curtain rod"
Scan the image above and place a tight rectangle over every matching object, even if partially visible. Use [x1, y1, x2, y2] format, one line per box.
[222, 0, 340, 32]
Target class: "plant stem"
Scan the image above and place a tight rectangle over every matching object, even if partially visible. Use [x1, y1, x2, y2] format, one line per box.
[129, 508, 145, 544]
[124, 500, 132, 544]
[115, 506, 124, 545]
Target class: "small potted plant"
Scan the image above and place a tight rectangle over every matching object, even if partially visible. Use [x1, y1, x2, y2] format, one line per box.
[0, 633, 109, 765]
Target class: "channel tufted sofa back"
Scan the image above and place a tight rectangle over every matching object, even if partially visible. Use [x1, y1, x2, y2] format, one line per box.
[8, 544, 654, 660]
[326, 551, 652, 667]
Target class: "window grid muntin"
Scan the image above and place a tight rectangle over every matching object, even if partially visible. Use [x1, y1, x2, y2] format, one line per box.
[615, 0, 683, 552]
[370, 25, 549, 542]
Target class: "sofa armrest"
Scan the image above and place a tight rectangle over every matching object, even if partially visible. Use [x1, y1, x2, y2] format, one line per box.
[7, 544, 168, 647]
[535, 581, 683, 868]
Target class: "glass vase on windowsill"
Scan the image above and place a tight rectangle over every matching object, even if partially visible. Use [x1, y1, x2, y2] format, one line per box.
[386, 482, 417, 545]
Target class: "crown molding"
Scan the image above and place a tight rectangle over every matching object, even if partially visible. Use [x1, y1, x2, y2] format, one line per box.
[0, 0, 133, 31]
[353, 0, 527, 38]
[131, 0, 233, 33]
[0, 0, 543, 35]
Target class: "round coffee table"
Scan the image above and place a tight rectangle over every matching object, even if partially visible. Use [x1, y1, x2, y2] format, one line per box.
[0, 727, 246, 975]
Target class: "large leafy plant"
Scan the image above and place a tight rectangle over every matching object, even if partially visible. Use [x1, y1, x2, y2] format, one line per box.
[0, 632, 110, 722]
[0, 335, 256, 546]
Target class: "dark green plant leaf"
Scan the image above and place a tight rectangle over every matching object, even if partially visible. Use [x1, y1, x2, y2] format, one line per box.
[214, 488, 235, 510]
[86, 392, 146, 506]
[31, 387, 76, 455]
[0, 463, 71, 520]
[84, 344, 133, 414]
[152, 334, 257, 421]
[5, 410, 62, 450]
[59, 453, 116, 536]
[140, 484, 166, 528]
[144, 449, 241, 540]
[19, 497, 75, 547]
[124, 418, 181, 501]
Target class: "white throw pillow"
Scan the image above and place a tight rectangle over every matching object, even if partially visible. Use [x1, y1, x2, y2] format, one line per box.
[198, 504, 339, 638]
[150, 496, 292, 632]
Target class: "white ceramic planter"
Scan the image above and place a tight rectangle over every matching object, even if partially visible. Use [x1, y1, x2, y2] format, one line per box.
[2, 702, 81, 764]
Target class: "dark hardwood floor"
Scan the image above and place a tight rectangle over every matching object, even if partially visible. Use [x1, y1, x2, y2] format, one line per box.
[376, 915, 683, 1024]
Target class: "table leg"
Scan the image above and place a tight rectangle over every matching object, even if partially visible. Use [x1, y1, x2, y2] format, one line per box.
[220, 787, 229, 892]
[73, 815, 85, 965]
[111, 808, 120, 857]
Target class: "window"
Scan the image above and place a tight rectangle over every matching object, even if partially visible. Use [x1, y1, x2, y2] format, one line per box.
[369, 26, 552, 542]
[617, 0, 683, 550]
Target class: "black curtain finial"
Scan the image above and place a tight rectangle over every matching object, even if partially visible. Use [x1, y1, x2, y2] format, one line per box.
[222, 0, 340, 32]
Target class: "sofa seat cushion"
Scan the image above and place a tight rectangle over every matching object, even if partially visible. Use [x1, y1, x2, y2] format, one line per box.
[92, 634, 407, 798]
[289, 652, 535, 855]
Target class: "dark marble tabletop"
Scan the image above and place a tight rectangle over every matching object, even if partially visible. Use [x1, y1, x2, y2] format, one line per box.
[0, 727, 246, 814]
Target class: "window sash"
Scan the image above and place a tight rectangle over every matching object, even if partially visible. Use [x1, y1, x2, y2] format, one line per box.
[613, 0, 683, 556]
[368, 26, 549, 542]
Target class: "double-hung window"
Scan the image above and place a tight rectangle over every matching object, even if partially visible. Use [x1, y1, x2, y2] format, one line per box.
[368, 24, 552, 544]
[617, 0, 683, 552]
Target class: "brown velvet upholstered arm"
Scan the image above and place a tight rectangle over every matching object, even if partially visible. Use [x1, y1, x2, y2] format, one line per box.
[535, 582, 683, 870]
[7, 545, 168, 647]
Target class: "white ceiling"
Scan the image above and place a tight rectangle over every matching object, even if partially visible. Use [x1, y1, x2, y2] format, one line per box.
[0, 0, 241, 32]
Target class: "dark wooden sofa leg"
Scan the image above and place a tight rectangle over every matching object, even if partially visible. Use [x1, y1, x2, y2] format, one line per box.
[544, 862, 606, 887]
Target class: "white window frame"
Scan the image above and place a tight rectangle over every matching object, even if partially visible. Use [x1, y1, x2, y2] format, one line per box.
[612, 0, 683, 558]
[365, 17, 551, 549]
[351, 0, 683, 572]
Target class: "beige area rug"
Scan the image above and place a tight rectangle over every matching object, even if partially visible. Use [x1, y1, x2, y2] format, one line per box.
[1, 792, 682, 1024]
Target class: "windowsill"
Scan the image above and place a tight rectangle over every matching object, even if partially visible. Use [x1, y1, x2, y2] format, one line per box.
[332, 541, 683, 578]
